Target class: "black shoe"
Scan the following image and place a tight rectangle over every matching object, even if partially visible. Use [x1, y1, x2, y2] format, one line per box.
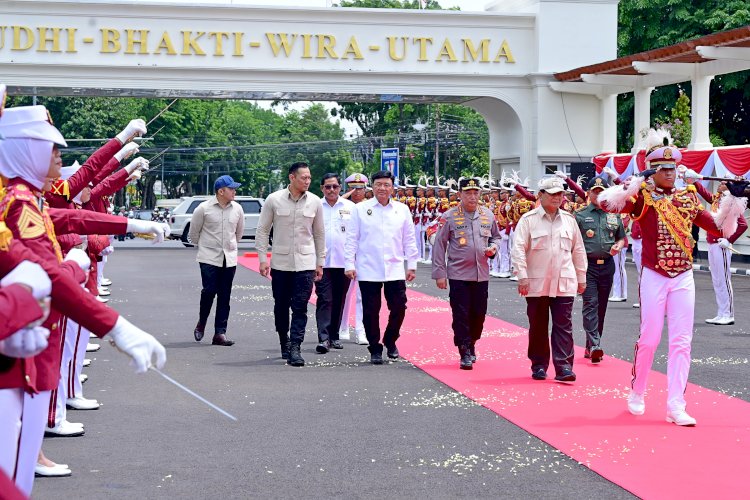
[316, 341, 330, 354]
[590, 347, 604, 364]
[531, 368, 547, 380]
[469, 342, 477, 363]
[287, 344, 305, 367]
[211, 333, 235, 346]
[370, 352, 384, 365]
[193, 322, 205, 342]
[330, 340, 344, 349]
[386, 344, 400, 360]
[459, 346, 473, 370]
[555, 368, 576, 383]
[281, 341, 291, 360]
[583, 348, 591, 359]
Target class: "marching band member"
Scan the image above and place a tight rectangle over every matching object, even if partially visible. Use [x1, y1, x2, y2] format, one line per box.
[598, 129, 746, 426]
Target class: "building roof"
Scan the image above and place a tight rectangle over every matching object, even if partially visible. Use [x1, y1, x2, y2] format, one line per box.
[555, 25, 750, 82]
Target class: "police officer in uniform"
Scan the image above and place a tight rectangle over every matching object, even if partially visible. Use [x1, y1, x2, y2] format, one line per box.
[575, 176, 625, 363]
[431, 178, 502, 370]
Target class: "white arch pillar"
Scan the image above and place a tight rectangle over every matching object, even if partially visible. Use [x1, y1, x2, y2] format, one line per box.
[632, 86, 654, 153]
[688, 75, 714, 150]
[599, 93, 617, 153]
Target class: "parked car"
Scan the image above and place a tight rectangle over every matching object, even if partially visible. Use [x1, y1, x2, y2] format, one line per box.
[168, 196, 264, 247]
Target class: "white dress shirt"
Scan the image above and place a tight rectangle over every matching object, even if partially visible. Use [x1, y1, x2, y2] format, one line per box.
[345, 197, 419, 282]
[322, 196, 355, 268]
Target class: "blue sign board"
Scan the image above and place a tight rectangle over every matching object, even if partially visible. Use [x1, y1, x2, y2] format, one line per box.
[381, 147, 399, 181]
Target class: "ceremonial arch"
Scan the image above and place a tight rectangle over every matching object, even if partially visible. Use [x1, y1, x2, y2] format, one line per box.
[0, 0, 620, 184]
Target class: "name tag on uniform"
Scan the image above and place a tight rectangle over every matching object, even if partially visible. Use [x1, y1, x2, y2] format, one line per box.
[584, 217, 594, 223]
[339, 209, 351, 220]
[606, 214, 618, 225]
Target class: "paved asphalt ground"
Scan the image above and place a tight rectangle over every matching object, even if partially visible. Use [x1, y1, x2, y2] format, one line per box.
[34, 241, 750, 499]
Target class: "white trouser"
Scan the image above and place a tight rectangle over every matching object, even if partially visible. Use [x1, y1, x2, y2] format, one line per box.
[97, 259, 105, 287]
[420, 226, 432, 262]
[631, 239, 643, 277]
[414, 222, 423, 262]
[633, 268, 694, 412]
[51, 318, 89, 428]
[498, 231, 511, 273]
[339, 278, 364, 336]
[508, 228, 515, 273]
[0, 388, 24, 480]
[610, 247, 628, 299]
[708, 243, 734, 319]
[16, 390, 51, 496]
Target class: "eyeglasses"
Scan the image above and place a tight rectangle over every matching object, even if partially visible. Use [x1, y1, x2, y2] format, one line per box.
[323, 185, 340, 190]
[373, 183, 393, 189]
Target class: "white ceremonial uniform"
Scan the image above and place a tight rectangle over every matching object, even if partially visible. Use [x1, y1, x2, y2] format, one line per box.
[610, 246, 628, 300]
[708, 243, 734, 320]
[344, 197, 419, 281]
[322, 196, 355, 268]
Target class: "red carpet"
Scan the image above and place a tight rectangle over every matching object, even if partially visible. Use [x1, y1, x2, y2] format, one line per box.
[239, 255, 749, 497]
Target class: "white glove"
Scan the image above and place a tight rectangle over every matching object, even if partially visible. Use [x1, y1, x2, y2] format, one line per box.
[115, 119, 147, 144]
[126, 220, 170, 243]
[718, 238, 731, 249]
[603, 167, 618, 181]
[683, 168, 702, 183]
[128, 170, 142, 182]
[107, 316, 166, 373]
[64, 248, 91, 272]
[554, 171, 568, 179]
[1, 261, 51, 300]
[0, 326, 50, 358]
[99, 245, 115, 256]
[114, 142, 140, 162]
[124, 157, 149, 175]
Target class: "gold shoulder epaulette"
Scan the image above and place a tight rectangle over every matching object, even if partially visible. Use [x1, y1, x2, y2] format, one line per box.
[49, 179, 70, 199]
[0, 220, 11, 251]
[685, 185, 697, 193]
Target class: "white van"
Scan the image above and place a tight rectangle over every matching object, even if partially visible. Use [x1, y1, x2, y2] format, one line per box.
[168, 196, 264, 247]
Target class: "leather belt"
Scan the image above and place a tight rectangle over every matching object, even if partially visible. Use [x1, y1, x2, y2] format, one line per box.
[587, 257, 610, 265]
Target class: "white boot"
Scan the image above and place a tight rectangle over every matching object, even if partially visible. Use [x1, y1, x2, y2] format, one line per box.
[67, 396, 100, 410]
[666, 409, 697, 426]
[627, 390, 645, 415]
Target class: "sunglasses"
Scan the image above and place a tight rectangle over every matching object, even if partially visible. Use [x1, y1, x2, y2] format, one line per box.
[323, 185, 340, 190]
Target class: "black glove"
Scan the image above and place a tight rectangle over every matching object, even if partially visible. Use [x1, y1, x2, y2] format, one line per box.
[726, 180, 750, 198]
[640, 169, 657, 180]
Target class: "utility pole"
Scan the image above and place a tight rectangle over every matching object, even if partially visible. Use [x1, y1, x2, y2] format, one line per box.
[434, 104, 440, 183]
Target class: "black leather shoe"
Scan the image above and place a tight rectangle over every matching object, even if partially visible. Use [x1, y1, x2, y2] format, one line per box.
[531, 368, 547, 380]
[459, 346, 473, 370]
[469, 342, 477, 363]
[316, 341, 330, 354]
[211, 333, 234, 346]
[590, 347, 604, 364]
[555, 368, 576, 382]
[287, 344, 305, 367]
[281, 341, 291, 360]
[330, 340, 344, 349]
[370, 352, 384, 365]
[194, 322, 205, 342]
[386, 344, 400, 360]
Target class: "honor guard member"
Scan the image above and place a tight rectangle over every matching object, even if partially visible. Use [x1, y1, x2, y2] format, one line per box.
[574, 176, 626, 364]
[690, 179, 747, 325]
[598, 129, 745, 426]
[339, 173, 368, 343]
[432, 178, 502, 369]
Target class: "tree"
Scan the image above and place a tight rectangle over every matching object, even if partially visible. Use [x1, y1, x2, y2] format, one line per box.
[617, 0, 750, 151]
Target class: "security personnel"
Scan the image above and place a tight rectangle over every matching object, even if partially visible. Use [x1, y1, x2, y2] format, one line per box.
[431, 178, 502, 370]
[574, 176, 625, 364]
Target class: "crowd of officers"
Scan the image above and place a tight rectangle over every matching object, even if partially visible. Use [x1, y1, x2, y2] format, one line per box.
[1, 81, 748, 498]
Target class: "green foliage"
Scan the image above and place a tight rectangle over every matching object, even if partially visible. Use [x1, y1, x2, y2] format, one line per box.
[6, 95, 353, 204]
[654, 91, 692, 147]
[617, 0, 750, 151]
